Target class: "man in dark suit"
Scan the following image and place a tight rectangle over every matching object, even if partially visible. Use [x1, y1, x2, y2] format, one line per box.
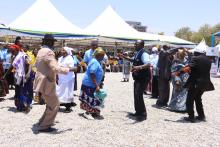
[156, 45, 179, 108]
[184, 50, 214, 123]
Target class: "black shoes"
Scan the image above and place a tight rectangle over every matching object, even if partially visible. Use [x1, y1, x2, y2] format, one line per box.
[183, 117, 196, 123]
[196, 116, 206, 122]
[92, 113, 104, 120]
[128, 112, 140, 117]
[128, 112, 147, 122]
[38, 127, 57, 133]
[64, 107, 72, 113]
[136, 116, 147, 122]
[70, 102, 77, 107]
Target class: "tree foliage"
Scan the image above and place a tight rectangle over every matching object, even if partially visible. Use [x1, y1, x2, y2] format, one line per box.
[175, 23, 220, 46]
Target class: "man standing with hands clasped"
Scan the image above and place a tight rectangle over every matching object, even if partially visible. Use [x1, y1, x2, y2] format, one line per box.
[120, 40, 151, 122]
[34, 34, 77, 133]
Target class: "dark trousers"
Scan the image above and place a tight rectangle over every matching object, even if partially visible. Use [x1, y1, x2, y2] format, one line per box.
[152, 76, 159, 98]
[5, 69, 14, 86]
[186, 87, 205, 118]
[134, 79, 149, 116]
[74, 72, 77, 91]
[157, 77, 170, 106]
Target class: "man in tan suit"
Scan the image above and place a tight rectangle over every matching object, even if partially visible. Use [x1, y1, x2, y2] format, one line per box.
[34, 34, 76, 132]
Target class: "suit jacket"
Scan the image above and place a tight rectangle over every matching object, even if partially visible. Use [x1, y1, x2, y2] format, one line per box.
[184, 54, 214, 91]
[33, 46, 69, 96]
[157, 51, 172, 80]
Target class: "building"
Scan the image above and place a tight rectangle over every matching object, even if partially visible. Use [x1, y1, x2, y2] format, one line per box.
[126, 21, 147, 32]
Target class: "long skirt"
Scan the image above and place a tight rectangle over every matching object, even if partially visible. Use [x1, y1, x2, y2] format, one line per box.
[79, 85, 101, 114]
[168, 73, 189, 112]
[14, 76, 33, 111]
[168, 87, 187, 112]
[56, 79, 74, 104]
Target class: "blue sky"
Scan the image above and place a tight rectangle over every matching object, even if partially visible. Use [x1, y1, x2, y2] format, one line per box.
[0, 0, 220, 35]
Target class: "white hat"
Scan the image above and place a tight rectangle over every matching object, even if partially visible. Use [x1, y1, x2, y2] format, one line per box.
[152, 47, 158, 52]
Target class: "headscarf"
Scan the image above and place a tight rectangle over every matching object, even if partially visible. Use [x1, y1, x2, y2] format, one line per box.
[63, 47, 73, 56]
[9, 44, 20, 51]
[152, 47, 158, 52]
[93, 47, 105, 57]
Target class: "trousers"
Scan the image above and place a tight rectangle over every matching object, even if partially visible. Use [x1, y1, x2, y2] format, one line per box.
[134, 79, 149, 116]
[186, 87, 205, 118]
[38, 92, 60, 130]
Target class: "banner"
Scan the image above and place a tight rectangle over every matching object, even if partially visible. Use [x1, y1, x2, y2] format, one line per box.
[206, 47, 219, 77]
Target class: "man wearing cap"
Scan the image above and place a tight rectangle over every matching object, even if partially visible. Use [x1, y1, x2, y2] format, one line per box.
[120, 40, 151, 121]
[34, 34, 77, 132]
[183, 48, 214, 123]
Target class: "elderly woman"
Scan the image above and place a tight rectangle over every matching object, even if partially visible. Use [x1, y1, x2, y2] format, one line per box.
[79, 47, 105, 120]
[56, 47, 76, 112]
[168, 51, 189, 112]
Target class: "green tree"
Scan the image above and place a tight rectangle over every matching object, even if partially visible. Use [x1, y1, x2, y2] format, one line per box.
[196, 24, 212, 46]
[175, 27, 192, 41]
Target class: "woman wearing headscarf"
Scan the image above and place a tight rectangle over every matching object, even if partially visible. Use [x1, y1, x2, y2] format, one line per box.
[168, 51, 189, 112]
[56, 47, 76, 112]
[79, 47, 105, 120]
[9, 44, 32, 112]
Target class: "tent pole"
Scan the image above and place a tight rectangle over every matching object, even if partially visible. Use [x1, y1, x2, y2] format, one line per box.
[114, 42, 118, 57]
[211, 34, 215, 47]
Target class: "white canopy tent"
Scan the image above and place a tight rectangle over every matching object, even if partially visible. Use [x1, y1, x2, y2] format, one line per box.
[190, 39, 208, 52]
[84, 5, 195, 46]
[8, 0, 84, 36]
[84, 5, 146, 40]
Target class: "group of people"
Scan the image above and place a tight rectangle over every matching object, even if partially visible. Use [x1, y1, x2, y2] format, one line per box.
[119, 41, 214, 123]
[0, 34, 215, 133]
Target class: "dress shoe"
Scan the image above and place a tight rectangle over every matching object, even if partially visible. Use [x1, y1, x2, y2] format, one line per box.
[183, 117, 196, 123]
[92, 113, 104, 120]
[128, 112, 139, 117]
[128, 112, 146, 118]
[136, 116, 147, 122]
[64, 108, 72, 113]
[196, 116, 206, 122]
[38, 127, 57, 133]
[128, 112, 146, 117]
[70, 102, 77, 107]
